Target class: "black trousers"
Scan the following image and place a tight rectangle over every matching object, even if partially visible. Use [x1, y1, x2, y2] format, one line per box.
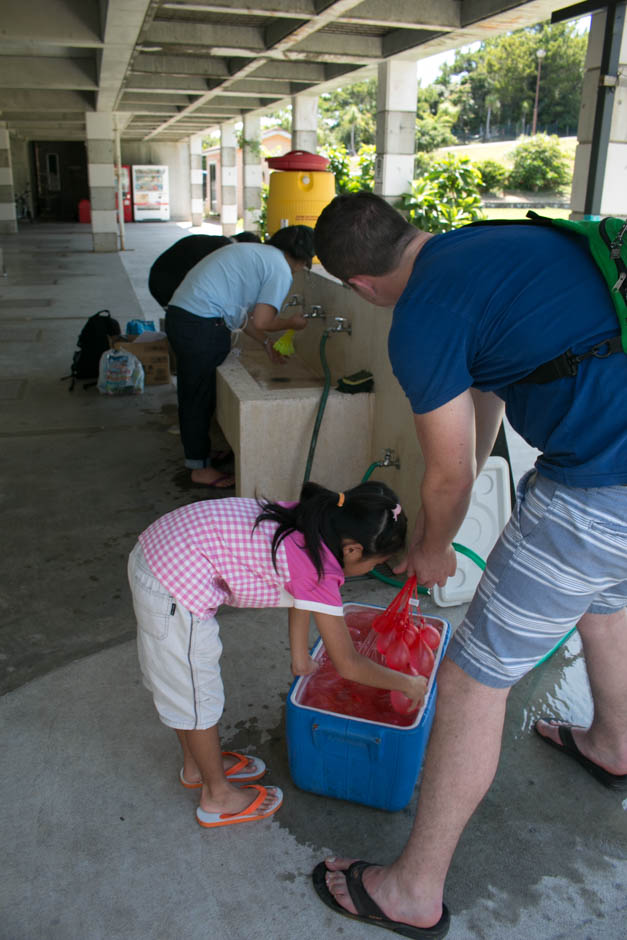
[165, 305, 232, 467]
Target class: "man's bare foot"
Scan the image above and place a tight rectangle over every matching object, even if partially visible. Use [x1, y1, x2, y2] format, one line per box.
[323, 856, 444, 929]
[190, 467, 235, 488]
[535, 718, 627, 775]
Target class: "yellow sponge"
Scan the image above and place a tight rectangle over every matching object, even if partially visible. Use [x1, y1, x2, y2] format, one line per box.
[273, 329, 296, 356]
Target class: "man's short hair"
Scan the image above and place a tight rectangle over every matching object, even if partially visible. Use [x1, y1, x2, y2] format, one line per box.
[314, 192, 416, 282]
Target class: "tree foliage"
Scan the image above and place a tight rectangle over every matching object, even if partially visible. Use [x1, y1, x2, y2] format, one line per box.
[437, 20, 587, 138]
[318, 80, 377, 152]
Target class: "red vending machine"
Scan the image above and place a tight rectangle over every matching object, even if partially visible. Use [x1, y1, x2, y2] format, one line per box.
[115, 164, 133, 222]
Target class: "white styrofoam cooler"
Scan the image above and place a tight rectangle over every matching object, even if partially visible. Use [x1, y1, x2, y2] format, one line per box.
[432, 456, 511, 607]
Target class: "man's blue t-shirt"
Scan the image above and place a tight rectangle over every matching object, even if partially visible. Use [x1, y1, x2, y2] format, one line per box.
[170, 242, 293, 330]
[388, 223, 627, 487]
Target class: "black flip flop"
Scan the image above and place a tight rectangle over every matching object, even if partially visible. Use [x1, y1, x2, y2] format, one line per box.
[534, 719, 627, 791]
[312, 861, 450, 939]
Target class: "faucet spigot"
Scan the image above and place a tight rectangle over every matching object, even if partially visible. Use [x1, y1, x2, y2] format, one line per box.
[381, 448, 400, 469]
[304, 304, 325, 319]
[327, 316, 352, 335]
[281, 294, 303, 314]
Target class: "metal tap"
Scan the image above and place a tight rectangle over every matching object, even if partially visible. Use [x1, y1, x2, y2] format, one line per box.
[325, 316, 352, 335]
[304, 304, 326, 320]
[380, 448, 400, 469]
[281, 294, 303, 314]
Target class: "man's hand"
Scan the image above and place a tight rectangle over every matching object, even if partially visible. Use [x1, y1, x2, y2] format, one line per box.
[404, 543, 457, 589]
[393, 507, 458, 589]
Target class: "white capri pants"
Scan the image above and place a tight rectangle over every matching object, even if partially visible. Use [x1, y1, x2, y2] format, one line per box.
[128, 542, 224, 729]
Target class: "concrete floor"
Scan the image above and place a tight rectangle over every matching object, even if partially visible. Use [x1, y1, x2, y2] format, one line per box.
[0, 221, 625, 940]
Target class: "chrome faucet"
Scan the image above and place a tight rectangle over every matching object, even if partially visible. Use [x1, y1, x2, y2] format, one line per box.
[281, 294, 303, 314]
[304, 304, 326, 320]
[325, 316, 352, 335]
[380, 448, 400, 469]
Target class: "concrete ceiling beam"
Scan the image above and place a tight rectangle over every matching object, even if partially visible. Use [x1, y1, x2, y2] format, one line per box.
[0, 89, 94, 110]
[0, 57, 97, 89]
[132, 54, 229, 75]
[0, 0, 101, 46]
[97, 0, 154, 111]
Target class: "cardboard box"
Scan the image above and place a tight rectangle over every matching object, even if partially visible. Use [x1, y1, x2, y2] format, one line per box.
[110, 334, 171, 385]
[286, 603, 451, 811]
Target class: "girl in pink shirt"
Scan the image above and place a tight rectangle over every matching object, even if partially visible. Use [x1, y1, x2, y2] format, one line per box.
[128, 481, 426, 829]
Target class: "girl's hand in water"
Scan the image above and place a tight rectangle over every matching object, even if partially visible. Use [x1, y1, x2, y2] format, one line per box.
[403, 674, 428, 710]
[291, 655, 320, 678]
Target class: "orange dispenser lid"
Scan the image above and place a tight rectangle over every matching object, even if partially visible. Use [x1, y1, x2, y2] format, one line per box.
[266, 150, 331, 171]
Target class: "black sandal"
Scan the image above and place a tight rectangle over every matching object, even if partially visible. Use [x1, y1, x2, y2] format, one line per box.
[535, 719, 627, 791]
[312, 860, 450, 938]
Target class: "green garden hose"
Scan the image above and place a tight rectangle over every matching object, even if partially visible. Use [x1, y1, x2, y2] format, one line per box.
[302, 332, 331, 484]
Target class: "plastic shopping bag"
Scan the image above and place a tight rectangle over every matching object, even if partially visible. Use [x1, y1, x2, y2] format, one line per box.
[97, 349, 144, 395]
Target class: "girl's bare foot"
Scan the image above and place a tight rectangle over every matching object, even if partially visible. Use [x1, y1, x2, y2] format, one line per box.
[182, 752, 257, 786]
[190, 467, 234, 487]
[198, 782, 276, 817]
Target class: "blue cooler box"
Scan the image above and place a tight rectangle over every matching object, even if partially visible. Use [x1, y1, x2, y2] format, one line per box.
[286, 602, 451, 811]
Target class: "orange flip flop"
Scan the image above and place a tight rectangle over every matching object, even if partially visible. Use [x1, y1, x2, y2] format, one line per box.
[179, 751, 266, 789]
[196, 783, 283, 828]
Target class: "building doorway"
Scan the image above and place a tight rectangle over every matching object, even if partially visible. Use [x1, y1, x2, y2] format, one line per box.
[32, 141, 89, 221]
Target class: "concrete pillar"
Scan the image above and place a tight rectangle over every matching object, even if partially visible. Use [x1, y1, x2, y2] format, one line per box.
[220, 121, 238, 237]
[571, 6, 627, 218]
[292, 94, 318, 153]
[243, 113, 262, 233]
[0, 125, 17, 234]
[190, 134, 204, 228]
[374, 60, 418, 203]
[86, 112, 118, 252]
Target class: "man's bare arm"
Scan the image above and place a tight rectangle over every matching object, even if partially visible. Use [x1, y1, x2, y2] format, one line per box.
[470, 388, 505, 474]
[406, 390, 477, 587]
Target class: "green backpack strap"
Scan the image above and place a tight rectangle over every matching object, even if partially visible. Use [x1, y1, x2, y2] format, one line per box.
[527, 211, 627, 354]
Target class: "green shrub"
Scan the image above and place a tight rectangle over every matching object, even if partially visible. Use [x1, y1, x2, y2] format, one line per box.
[257, 183, 270, 241]
[397, 153, 485, 234]
[321, 143, 374, 193]
[506, 134, 571, 192]
[356, 144, 375, 192]
[475, 159, 509, 194]
[414, 152, 434, 178]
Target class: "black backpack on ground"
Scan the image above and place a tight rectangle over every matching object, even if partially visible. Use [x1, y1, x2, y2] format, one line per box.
[63, 309, 121, 390]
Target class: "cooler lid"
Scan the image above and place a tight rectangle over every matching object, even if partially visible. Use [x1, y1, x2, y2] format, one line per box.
[266, 149, 330, 171]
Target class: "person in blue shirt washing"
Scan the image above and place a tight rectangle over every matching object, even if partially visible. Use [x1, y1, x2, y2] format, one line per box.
[166, 225, 314, 488]
[312, 192, 627, 939]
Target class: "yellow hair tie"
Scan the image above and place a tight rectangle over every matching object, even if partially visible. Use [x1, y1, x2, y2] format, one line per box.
[337, 492, 345, 507]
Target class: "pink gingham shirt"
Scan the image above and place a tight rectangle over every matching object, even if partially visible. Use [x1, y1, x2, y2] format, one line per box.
[138, 498, 345, 619]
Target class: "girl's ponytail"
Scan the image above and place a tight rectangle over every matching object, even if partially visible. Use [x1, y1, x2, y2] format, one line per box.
[255, 480, 407, 578]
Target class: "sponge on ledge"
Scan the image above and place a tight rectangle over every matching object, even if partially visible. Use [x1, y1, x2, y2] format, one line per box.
[273, 329, 296, 356]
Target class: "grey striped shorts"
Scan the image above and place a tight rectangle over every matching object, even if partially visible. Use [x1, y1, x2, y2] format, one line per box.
[447, 470, 627, 688]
